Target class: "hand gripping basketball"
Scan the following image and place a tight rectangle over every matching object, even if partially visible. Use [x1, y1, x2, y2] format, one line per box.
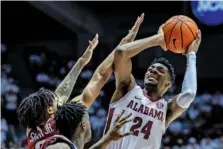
[162, 15, 199, 54]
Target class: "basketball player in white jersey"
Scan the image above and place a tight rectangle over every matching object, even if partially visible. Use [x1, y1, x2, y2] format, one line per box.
[103, 21, 201, 148]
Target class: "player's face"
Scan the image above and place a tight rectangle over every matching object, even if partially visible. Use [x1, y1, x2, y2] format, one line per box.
[82, 112, 92, 143]
[46, 94, 59, 118]
[52, 94, 60, 112]
[144, 63, 171, 90]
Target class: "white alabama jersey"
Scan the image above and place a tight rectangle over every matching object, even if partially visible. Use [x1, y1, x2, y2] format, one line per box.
[104, 85, 168, 149]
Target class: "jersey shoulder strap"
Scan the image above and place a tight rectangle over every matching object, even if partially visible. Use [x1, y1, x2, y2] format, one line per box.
[40, 135, 76, 149]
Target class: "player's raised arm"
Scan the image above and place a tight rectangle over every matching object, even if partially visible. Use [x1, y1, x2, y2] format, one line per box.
[54, 34, 99, 107]
[71, 13, 144, 109]
[113, 18, 165, 97]
[165, 30, 201, 129]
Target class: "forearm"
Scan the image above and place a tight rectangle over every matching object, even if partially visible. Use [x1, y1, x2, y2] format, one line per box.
[116, 34, 161, 59]
[96, 50, 114, 75]
[89, 136, 111, 149]
[94, 35, 134, 81]
[177, 52, 197, 108]
[55, 58, 85, 105]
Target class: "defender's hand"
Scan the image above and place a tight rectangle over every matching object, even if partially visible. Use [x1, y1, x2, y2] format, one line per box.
[119, 13, 144, 45]
[184, 30, 201, 55]
[80, 34, 99, 65]
[105, 110, 133, 141]
[157, 24, 168, 51]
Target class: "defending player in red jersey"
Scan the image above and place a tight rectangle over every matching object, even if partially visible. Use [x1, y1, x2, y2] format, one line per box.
[17, 35, 99, 149]
[40, 102, 132, 149]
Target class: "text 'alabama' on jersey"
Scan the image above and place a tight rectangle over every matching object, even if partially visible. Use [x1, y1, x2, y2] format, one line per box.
[104, 85, 167, 149]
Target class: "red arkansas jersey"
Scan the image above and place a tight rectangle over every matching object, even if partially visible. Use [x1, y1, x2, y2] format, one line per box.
[27, 117, 57, 149]
[104, 85, 168, 149]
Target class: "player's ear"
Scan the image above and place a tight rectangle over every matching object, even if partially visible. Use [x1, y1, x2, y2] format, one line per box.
[47, 106, 54, 115]
[80, 121, 87, 130]
[166, 81, 172, 88]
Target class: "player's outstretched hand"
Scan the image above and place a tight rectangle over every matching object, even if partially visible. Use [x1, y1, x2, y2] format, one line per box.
[157, 24, 168, 52]
[184, 29, 201, 55]
[119, 13, 145, 45]
[89, 110, 133, 149]
[105, 110, 133, 141]
[80, 34, 99, 65]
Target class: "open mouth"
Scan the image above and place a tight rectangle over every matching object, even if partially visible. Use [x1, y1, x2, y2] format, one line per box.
[147, 74, 157, 80]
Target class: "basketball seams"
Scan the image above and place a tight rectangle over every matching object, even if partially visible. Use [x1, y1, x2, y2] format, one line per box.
[171, 18, 197, 28]
[170, 18, 196, 40]
[180, 22, 184, 51]
[183, 23, 196, 40]
[168, 21, 180, 50]
[163, 16, 198, 53]
[163, 19, 176, 30]
[163, 20, 177, 48]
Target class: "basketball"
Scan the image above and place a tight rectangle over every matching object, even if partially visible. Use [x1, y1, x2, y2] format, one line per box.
[162, 15, 199, 54]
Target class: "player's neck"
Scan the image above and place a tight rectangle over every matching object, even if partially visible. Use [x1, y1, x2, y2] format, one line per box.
[39, 118, 49, 126]
[72, 136, 84, 149]
[143, 88, 162, 101]
[41, 113, 53, 126]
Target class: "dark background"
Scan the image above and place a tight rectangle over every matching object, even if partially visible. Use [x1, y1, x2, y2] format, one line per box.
[2, 1, 223, 94]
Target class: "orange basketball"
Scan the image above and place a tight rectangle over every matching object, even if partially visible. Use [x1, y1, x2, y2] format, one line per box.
[162, 15, 198, 54]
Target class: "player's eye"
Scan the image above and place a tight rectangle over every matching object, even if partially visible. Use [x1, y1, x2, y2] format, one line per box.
[160, 69, 164, 73]
[157, 67, 165, 73]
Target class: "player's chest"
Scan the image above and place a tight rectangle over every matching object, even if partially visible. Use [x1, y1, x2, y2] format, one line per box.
[114, 100, 166, 142]
[124, 97, 165, 120]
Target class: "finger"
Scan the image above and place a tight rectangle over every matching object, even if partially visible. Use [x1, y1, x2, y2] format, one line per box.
[159, 24, 164, 29]
[139, 13, 144, 24]
[135, 13, 144, 29]
[158, 24, 164, 34]
[88, 41, 93, 48]
[92, 34, 99, 44]
[131, 13, 144, 31]
[119, 112, 132, 123]
[196, 29, 201, 44]
[119, 118, 133, 127]
[115, 110, 125, 123]
[137, 13, 144, 24]
[93, 39, 99, 48]
[130, 19, 139, 31]
[120, 131, 133, 138]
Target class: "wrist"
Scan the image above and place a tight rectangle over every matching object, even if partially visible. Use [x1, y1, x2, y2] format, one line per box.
[186, 52, 196, 66]
[186, 52, 196, 59]
[155, 33, 164, 46]
[100, 135, 112, 147]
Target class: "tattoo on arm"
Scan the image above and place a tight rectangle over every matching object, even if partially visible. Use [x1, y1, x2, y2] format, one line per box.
[55, 59, 85, 104]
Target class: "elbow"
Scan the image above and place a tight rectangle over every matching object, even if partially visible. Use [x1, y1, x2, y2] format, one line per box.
[98, 70, 112, 82]
[176, 89, 196, 109]
[182, 89, 196, 100]
[115, 46, 125, 59]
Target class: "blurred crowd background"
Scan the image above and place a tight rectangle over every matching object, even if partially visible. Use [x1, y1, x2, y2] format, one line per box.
[1, 1, 223, 149]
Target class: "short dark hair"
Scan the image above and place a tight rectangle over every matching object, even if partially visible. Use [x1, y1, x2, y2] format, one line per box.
[54, 101, 87, 140]
[17, 88, 56, 129]
[151, 57, 175, 83]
